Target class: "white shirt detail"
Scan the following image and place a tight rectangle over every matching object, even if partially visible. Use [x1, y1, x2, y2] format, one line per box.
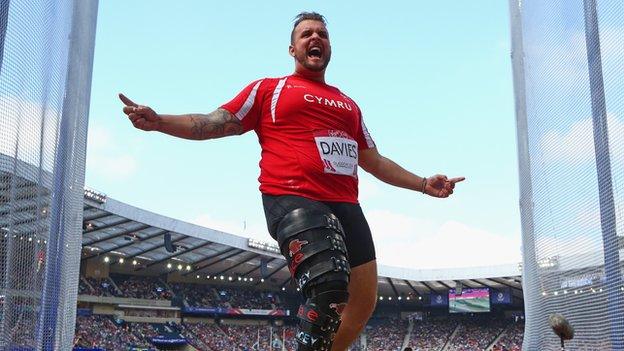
[361, 119, 375, 148]
[271, 77, 288, 123]
[234, 80, 263, 120]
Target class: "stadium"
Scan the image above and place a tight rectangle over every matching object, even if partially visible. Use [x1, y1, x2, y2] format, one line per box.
[1, 154, 524, 350]
[1, 0, 624, 350]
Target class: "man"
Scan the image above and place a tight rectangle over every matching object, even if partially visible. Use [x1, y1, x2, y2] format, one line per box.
[120, 12, 463, 351]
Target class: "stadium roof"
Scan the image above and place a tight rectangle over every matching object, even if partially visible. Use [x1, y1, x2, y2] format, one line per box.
[79, 191, 523, 300]
[0, 154, 523, 301]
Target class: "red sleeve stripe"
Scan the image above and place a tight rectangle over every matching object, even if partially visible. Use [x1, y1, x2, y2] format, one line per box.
[234, 80, 263, 120]
[270, 77, 288, 123]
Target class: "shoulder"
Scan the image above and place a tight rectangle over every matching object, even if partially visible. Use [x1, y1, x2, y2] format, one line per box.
[332, 86, 362, 114]
[247, 76, 292, 92]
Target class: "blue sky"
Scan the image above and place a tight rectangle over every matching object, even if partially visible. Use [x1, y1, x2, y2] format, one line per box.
[85, 1, 522, 269]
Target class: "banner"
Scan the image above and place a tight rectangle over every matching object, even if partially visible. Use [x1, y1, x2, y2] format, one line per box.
[228, 308, 290, 316]
[429, 293, 448, 306]
[491, 289, 512, 304]
[151, 336, 187, 345]
[183, 307, 290, 316]
[76, 308, 92, 316]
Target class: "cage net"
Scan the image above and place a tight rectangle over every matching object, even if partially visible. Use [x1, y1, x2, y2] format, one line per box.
[0, 0, 97, 349]
[510, 0, 624, 350]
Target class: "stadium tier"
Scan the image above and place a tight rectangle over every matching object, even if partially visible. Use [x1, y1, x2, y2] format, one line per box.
[73, 190, 525, 350]
[1, 162, 525, 350]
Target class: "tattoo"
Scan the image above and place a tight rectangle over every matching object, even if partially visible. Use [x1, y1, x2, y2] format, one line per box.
[189, 109, 243, 140]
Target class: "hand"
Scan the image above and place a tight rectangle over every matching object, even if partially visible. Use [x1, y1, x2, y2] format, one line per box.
[119, 93, 161, 131]
[424, 174, 465, 198]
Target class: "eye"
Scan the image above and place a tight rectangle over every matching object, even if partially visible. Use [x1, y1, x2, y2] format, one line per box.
[319, 31, 328, 39]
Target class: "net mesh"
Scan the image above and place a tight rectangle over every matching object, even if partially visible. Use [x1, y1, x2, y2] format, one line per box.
[0, 0, 97, 349]
[510, 0, 624, 349]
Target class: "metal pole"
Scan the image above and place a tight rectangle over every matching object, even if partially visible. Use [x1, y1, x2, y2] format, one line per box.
[0, 0, 9, 72]
[508, 0, 544, 349]
[583, 0, 624, 349]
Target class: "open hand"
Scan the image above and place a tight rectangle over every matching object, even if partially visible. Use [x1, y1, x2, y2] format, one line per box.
[119, 93, 161, 131]
[424, 174, 465, 198]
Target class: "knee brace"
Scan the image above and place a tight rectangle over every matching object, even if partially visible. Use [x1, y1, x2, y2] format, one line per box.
[276, 208, 351, 350]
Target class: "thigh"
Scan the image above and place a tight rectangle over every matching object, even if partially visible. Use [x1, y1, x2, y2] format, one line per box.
[325, 202, 376, 268]
[262, 194, 332, 240]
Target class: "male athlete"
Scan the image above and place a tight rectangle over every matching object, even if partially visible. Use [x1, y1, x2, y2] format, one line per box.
[119, 12, 464, 351]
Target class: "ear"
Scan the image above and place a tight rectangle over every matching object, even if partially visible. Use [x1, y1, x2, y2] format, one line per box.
[288, 45, 295, 58]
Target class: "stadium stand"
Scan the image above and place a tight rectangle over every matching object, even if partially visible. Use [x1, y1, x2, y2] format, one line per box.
[446, 316, 507, 351]
[366, 317, 408, 351]
[492, 321, 524, 351]
[112, 274, 173, 300]
[71, 193, 524, 350]
[408, 318, 458, 350]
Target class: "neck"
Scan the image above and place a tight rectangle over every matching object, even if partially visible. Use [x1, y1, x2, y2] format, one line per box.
[293, 67, 325, 83]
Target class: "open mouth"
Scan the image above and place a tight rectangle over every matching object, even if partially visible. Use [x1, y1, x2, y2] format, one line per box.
[307, 47, 322, 59]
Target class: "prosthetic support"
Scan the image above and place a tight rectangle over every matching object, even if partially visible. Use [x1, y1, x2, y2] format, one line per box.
[276, 208, 351, 351]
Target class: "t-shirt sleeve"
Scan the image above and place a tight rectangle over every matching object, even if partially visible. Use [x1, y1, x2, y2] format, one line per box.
[355, 107, 376, 150]
[220, 79, 265, 133]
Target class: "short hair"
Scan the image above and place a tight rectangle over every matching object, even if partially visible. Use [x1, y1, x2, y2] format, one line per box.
[291, 12, 327, 43]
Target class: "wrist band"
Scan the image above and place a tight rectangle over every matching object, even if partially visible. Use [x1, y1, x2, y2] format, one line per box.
[421, 177, 427, 194]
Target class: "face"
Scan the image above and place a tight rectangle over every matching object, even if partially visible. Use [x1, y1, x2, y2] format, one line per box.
[289, 20, 331, 73]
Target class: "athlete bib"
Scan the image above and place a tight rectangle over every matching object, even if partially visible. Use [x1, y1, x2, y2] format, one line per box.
[314, 130, 358, 177]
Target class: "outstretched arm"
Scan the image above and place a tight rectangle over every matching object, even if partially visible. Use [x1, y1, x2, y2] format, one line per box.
[358, 147, 464, 198]
[119, 93, 242, 140]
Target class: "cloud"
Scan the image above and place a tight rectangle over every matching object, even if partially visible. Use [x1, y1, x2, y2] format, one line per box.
[0, 96, 60, 171]
[191, 214, 273, 243]
[86, 125, 138, 179]
[366, 210, 522, 269]
[540, 113, 624, 164]
[526, 27, 624, 92]
[358, 176, 381, 202]
[190, 208, 523, 269]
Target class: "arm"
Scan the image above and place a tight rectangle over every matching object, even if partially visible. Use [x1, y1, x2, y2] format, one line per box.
[157, 109, 242, 140]
[358, 147, 464, 198]
[359, 147, 427, 192]
[119, 93, 242, 140]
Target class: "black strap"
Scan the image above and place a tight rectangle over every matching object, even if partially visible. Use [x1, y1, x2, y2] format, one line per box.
[295, 257, 350, 290]
[292, 233, 347, 259]
[277, 208, 343, 243]
[295, 329, 332, 350]
[297, 303, 334, 329]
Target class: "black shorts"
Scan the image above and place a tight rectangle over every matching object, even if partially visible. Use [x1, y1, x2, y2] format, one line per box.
[262, 194, 376, 268]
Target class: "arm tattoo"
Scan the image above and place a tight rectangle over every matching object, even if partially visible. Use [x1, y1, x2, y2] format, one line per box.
[189, 108, 243, 140]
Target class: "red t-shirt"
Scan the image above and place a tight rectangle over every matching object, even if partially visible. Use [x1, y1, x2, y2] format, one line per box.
[221, 74, 375, 203]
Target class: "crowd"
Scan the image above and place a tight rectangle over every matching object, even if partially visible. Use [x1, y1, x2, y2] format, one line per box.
[366, 318, 408, 351]
[81, 275, 288, 310]
[408, 319, 458, 351]
[446, 317, 507, 351]
[178, 322, 212, 350]
[492, 321, 524, 351]
[80, 277, 118, 297]
[72, 313, 525, 351]
[216, 288, 284, 310]
[73, 315, 151, 350]
[169, 283, 226, 308]
[181, 323, 297, 350]
[5, 312, 37, 349]
[74, 276, 526, 351]
[112, 274, 172, 300]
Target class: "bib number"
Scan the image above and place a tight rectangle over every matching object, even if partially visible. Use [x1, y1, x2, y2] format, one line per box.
[314, 130, 358, 177]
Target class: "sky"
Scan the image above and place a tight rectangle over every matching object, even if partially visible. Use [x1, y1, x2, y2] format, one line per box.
[85, 1, 523, 270]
